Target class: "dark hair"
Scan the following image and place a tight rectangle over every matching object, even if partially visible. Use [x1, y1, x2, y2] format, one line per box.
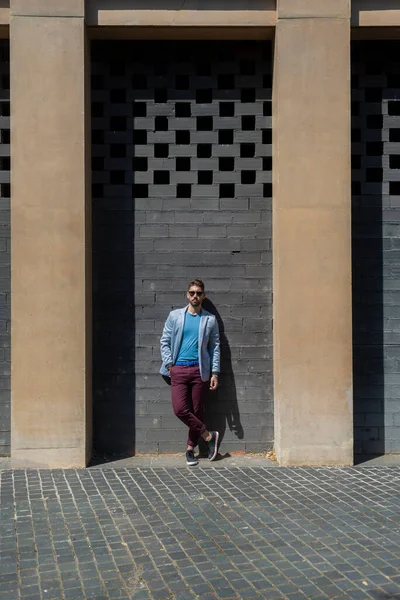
[188, 279, 205, 292]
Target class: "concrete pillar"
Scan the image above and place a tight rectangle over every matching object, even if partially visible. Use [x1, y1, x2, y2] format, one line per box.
[273, 0, 353, 465]
[10, 0, 92, 467]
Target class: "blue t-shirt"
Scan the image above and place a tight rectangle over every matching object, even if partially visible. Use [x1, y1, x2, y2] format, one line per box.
[176, 312, 200, 363]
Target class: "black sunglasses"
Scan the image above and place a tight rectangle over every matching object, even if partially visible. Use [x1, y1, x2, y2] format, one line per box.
[188, 291, 204, 297]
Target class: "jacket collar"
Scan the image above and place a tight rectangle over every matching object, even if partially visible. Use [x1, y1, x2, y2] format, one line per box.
[183, 305, 207, 317]
[178, 306, 208, 338]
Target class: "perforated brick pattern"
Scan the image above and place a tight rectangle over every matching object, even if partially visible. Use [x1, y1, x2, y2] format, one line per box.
[91, 41, 273, 456]
[352, 42, 400, 455]
[0, 41, 10, 456]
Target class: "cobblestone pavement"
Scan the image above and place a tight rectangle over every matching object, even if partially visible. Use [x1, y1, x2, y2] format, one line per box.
[2, 465, 400, 600]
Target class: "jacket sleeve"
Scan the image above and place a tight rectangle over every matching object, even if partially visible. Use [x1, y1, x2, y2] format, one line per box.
[160, 312, 173, 368]
[208, 318, 220, 375]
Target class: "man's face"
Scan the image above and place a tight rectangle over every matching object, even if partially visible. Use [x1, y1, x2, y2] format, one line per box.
[187, 286, 205, 308]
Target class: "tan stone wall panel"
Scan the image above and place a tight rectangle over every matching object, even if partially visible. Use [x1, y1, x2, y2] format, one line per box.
[12, 448, 88, 469]
[11, 0, 84, 18]
[352, 0, 400, 26]
[274, 20, 350, 209]
[0, 0, 10, 25]
[88, 10, 275, 28]
[273, 17, 353, 466]
[10, 15, 90, 468]
[278, 0, 349, 19]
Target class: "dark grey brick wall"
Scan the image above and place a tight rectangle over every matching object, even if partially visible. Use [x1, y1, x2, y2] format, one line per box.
[352, 42, 400, 455]
[0, 42, 10, 456]
[91, 41, 273, 457]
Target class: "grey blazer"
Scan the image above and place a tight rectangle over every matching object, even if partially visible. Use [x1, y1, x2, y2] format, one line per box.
[160, 306, 220, 382]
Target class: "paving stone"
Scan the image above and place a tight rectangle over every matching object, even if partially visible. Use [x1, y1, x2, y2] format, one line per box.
[3, 466, 400, 599]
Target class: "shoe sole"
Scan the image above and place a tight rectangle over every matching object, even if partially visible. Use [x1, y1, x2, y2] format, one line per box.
[209, 431, 219, 461]
[186, 460, 198, 466]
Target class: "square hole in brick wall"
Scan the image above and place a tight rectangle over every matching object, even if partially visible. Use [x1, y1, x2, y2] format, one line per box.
[262, 130, 272, 144]
[176, 75, 189, 90]
[155, 116, 168, 131]
[132, 75, 147, 90]
[133, 184, 148, 198]
[242, 116, 255, 131]
[155, 144, 169, 158]
[263, 74, 272, 88]
[154, 88, 168, 103]
[367, 115, 383, 129]
[220, 184, 235, 198]
[241, 88, 256, 103]
[198, 171, 213, 185]
[110, 116, 126, 131]
[110, 170, 125, 185]
[196, 89, 212, 104]
[133, 157, 148, 171]
[176, 130, 190, 145]
[218, 74, 234, 89]
[263, 101, 272, 117]
[196, 62, 211, 77]
[92, 102, 103, 117]
[263, 183, 272, 197]
[197, 144, 212, 159]
[365, 88, 382, 102]
[263, 157, 272, 171]
[154, 171, 170, 185]
[177, 184, 191, 198]
[241, 171, 256, 185]
[366, 142, 383, 156]
[352, 128, 361, 143]
[390, 155, 400, 169]
[92, 157, 104, 171]
[352, 181, 361, 195]
[92, 130, 104, 144]
[390, 129, 400, 142]
[0, 101, 9, 118]
[133, 130, 147, 145]
[197, 117, 213, 131]
[241, 143, 255, 158]
[176, 157, 191, 171]
[219, 157, 235, 171]
[92, 183, 103, 198]
[366, 168, 383, 183]
[111, 89, 126, 103]
[219, 130, 233, 145]
[176, 103, 191, 117]
[110, 61, 125, 77]
[1, 184, 10, 198]
[110, 144, 126, 158]
[133, 102, 146, 117]
[240, 60, 255, 76]
[220, 103, 235, 117]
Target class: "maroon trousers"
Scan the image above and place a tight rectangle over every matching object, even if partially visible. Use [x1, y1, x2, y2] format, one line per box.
[170, 365, 208, 448]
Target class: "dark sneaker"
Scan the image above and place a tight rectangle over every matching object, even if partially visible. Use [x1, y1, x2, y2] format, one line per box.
[207, 431, 219, 461]
[186, 450, 199, 466]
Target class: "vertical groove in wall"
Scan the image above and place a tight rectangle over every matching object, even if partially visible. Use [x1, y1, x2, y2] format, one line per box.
[91, 41, 273, 457]
[0, 40, 10, 456]
[352, 41, 400, 455]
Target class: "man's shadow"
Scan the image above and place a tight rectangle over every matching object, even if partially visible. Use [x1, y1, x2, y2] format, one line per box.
[198, 298, 244, 458]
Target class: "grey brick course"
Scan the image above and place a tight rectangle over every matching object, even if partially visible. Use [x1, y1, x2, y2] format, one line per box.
[92, 40, 272, 457]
